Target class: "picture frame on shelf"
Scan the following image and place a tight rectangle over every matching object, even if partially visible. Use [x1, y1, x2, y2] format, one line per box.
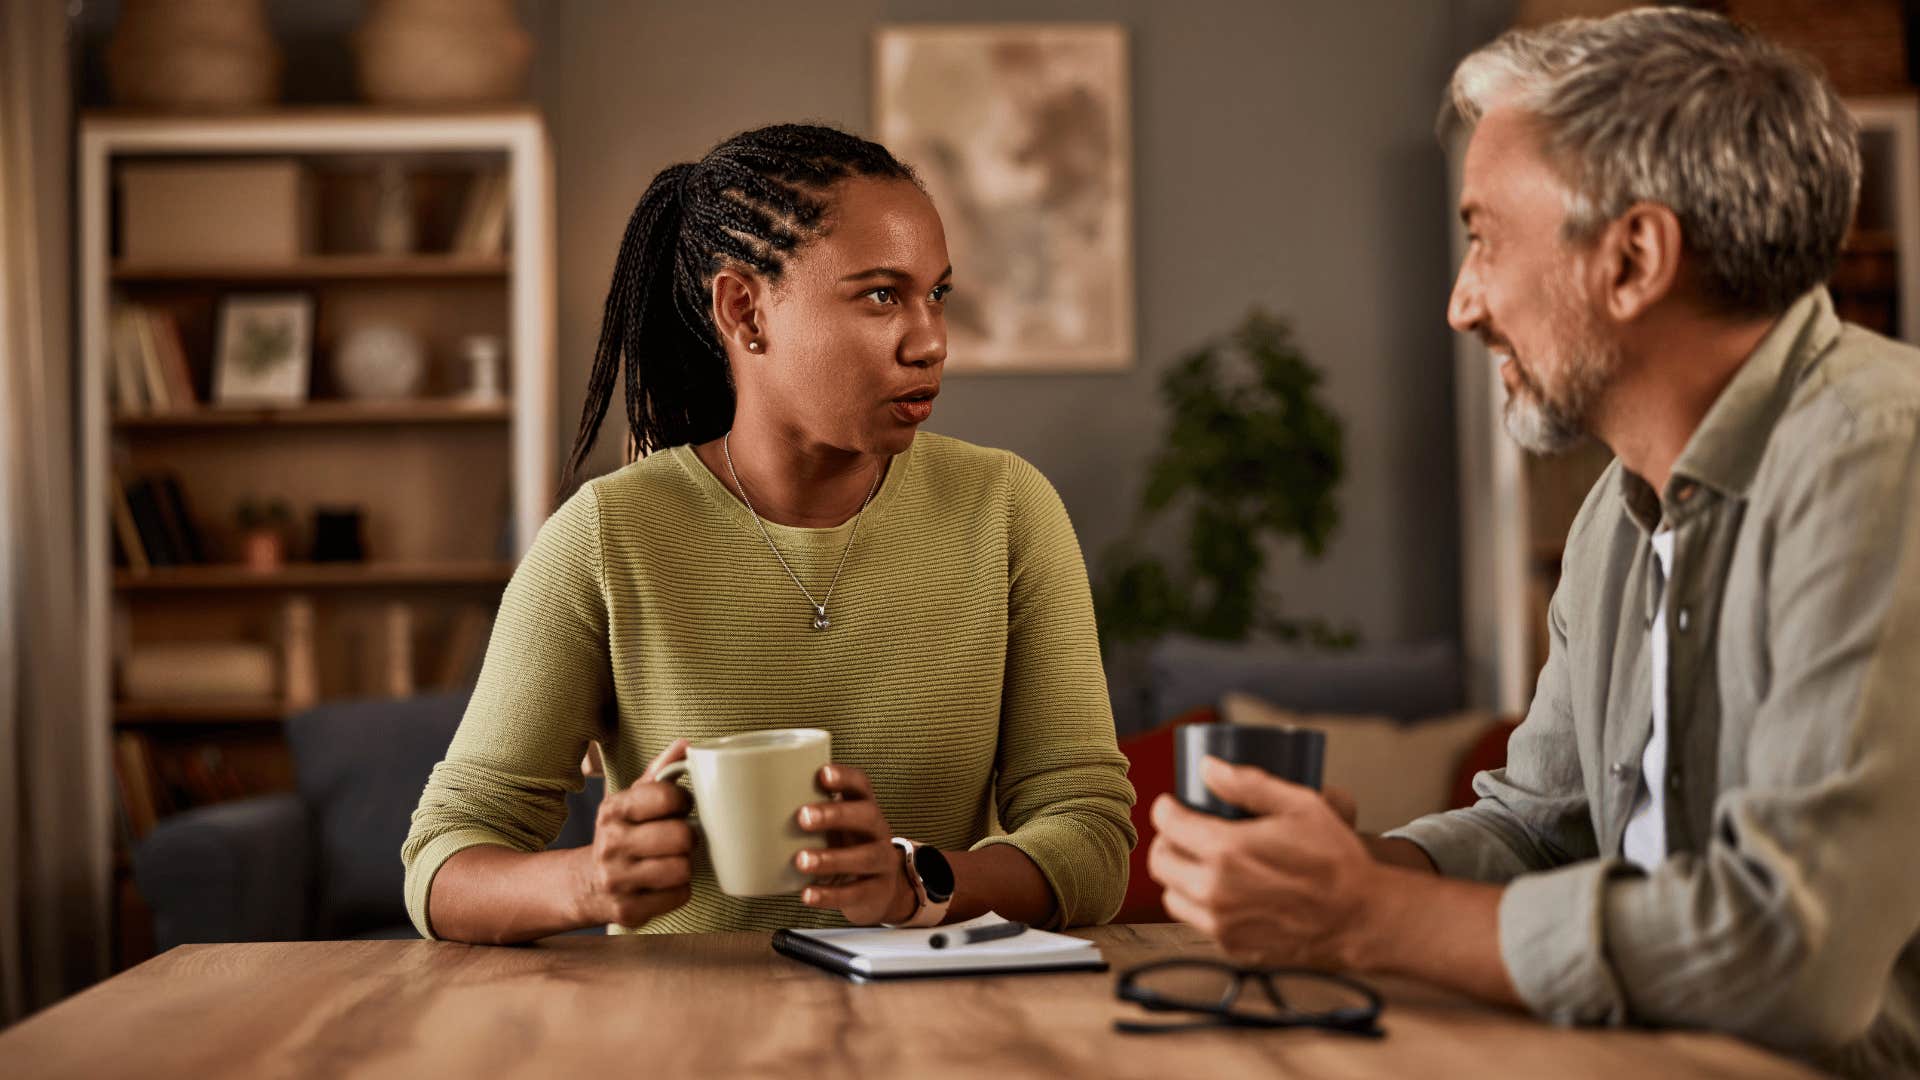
[213, 292, 314, 407]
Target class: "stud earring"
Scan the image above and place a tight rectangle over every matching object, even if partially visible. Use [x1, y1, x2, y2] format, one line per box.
[747, 340, 762, 353]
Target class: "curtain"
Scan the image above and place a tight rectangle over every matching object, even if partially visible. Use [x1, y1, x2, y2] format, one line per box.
[0, 0, 109, 1025]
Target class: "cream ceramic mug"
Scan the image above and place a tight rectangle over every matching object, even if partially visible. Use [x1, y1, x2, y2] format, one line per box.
[653, 728, 832, 897]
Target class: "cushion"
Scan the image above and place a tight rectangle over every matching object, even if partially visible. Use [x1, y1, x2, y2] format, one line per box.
[287, 692, 605, 937]
[1218, 693, 1497, 835]
[287, 693, 470, 936]
[1113, 705, 1217, 924]
[1450, 717, 1521, 810]
[1146, 636, 1461, 728]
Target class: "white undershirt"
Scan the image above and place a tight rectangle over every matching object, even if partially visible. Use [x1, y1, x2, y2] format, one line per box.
[1622, 529, 1675, 873]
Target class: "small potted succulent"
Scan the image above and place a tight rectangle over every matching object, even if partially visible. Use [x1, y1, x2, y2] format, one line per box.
[236, 497, 293, 571]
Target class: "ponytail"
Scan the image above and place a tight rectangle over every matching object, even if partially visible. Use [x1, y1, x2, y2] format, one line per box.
[563, 162, 730, 489]
[563, 124, 920, 493]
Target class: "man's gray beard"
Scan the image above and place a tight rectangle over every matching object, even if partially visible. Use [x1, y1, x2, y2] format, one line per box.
[1501, 309, 1619, 456]
[1503, 387, 1589, 454]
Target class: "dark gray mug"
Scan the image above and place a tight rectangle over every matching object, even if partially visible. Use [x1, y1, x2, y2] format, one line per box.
[1175, 722, 1326, 819]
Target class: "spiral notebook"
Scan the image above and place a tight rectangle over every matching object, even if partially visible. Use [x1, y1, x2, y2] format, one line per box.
[772, 913, 1108, 982]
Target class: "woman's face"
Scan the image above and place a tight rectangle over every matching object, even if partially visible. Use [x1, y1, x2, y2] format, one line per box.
[731, 176, 951, 457]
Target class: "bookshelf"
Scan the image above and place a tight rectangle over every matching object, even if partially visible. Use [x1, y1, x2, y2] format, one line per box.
[78, 109, 556, 962]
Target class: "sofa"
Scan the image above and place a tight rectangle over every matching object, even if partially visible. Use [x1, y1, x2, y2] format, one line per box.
[135, 638, 1506, 942]
[133, 692, 602, 948]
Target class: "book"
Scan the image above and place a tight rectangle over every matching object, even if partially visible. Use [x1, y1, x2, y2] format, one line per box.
[150, 309, 197, 408]
[122, 476, 179, 566]
[113, 732, 163, 839]
[470, 173, 511, 255]
[110, 308, 149, 414]
[151, 472, 206, 563]
[452, 171, 499, 253]
[131, 306, 172, 411]
[110, 474, 150, 573]
[772, 914, 1107, 982]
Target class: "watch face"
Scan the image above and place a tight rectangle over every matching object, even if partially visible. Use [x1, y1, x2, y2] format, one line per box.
[912, 844, 957, 904]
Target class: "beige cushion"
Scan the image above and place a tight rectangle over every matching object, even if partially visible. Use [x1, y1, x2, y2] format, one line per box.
[1218, 693, 1495, 834]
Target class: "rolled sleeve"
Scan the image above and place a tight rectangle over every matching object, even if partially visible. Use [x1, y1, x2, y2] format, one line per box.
[1497, 859, 1637, 1024]
[1383, 480, 1604, 884]
[988, 456, 1137, 929]
[400, 484, 612, 940]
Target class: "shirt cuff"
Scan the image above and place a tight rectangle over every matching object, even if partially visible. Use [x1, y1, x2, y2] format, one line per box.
[971, 816, 1123, 931]
[403, 827, 517, 940]
[1384, 808, 1537, 883]
[1498, 859, 1633, 1025]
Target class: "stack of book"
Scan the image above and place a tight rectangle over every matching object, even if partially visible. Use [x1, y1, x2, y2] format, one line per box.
[111, 305, 197, 415]
[111, 470, 207, 572]
[113, 734, 249, 841]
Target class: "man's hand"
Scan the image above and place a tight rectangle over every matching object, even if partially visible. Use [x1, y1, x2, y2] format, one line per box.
[1148, 756, 1383, 969]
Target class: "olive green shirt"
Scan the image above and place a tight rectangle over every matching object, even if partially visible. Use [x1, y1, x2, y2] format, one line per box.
[1389, 289, 1920, 1076]
[402, 432, 1136, 939]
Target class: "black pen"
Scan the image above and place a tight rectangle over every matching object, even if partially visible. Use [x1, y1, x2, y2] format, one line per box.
[928, 922, 1028, 949]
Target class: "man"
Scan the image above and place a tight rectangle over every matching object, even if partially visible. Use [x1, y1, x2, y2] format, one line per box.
[1147, 10, 1920, 1076]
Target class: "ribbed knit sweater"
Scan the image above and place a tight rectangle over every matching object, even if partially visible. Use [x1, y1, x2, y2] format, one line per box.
[401, 432, 1137, 938]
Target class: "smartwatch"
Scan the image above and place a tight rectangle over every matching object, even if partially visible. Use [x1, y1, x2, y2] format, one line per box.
[884, 837, 955, 928]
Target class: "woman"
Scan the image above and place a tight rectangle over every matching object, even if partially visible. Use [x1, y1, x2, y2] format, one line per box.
[402, 124, 1134, 943]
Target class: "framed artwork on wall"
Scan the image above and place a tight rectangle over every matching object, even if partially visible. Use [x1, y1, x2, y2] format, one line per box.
[874, 23, 1134, 373]
[213, 292, 313, 407]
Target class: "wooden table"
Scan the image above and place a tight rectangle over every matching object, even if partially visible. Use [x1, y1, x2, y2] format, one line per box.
[0, 924, 1820, 1078]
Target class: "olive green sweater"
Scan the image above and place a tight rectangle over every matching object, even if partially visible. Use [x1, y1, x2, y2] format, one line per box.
[401, 432, 1136, 938]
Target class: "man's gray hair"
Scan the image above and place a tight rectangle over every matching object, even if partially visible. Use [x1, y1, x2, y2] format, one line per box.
[1447, 7, 1860, 317]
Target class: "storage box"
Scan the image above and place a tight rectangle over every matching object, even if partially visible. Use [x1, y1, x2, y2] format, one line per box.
[120, 159, 314, 264]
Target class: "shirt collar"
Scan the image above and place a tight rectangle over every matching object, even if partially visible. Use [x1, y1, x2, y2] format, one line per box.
[1615, 287, 1840, 529]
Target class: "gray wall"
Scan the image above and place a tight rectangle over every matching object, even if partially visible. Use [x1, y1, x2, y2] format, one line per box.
[544, 2, 1470, 663]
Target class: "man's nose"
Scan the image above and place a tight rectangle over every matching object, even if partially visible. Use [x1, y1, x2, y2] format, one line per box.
[1447, 265, 1485, 335]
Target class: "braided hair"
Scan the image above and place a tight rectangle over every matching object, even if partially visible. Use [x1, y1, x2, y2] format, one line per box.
[563, 123, 921, 489]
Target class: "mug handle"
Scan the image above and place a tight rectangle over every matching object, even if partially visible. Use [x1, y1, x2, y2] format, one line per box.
[653, 760, 690, 786]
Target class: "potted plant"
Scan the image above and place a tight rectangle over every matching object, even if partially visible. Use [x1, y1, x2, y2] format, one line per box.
[1096, 309, 1354, 649]
[236, 497, 293, 571]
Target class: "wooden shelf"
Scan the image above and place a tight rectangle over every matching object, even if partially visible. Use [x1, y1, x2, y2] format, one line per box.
[111, 253, 508, 283]
[114, 699, 292, 725]
[115, 561, 515, 591]
[114, 400, 512, 431]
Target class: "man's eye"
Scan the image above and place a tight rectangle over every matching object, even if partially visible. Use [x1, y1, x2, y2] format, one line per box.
[862, 287, 898, 305]
[930, 284, 953, 303]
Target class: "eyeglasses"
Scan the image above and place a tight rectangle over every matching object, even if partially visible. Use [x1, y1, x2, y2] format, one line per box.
[1113, 958, 1385, 1037]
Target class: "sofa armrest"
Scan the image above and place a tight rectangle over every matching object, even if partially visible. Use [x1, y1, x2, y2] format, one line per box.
[1146, 635, 1462, 726]
[132, 792, 313, 948]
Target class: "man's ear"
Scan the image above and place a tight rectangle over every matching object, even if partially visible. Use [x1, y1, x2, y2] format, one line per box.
[1599, 201, 1683, 322]
[711, 267, 764, 354]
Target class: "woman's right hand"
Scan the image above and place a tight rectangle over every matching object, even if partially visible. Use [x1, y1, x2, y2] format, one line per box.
[573, 739, 695, 929]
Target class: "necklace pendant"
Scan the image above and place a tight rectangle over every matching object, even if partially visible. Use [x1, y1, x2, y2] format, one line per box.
[811, 605, 831, 631]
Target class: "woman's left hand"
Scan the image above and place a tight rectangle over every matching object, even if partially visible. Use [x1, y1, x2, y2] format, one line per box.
[794, 764, 916, 926]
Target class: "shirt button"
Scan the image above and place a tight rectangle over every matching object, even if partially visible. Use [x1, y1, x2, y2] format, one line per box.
[1677, 607, 1691, 632]
[1668, 770, 1684, 794]
[1609, 762, 1633, 780]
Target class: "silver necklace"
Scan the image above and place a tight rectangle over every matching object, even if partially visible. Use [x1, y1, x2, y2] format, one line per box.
[722, 432, 882, 631]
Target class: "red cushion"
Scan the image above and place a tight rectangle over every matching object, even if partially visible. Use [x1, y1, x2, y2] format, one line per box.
[1113, 706, 1217, 924]
[1449, 717, 1521, 809]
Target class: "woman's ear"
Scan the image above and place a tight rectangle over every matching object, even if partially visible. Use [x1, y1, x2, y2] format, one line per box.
[711, 268, 764, 355]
